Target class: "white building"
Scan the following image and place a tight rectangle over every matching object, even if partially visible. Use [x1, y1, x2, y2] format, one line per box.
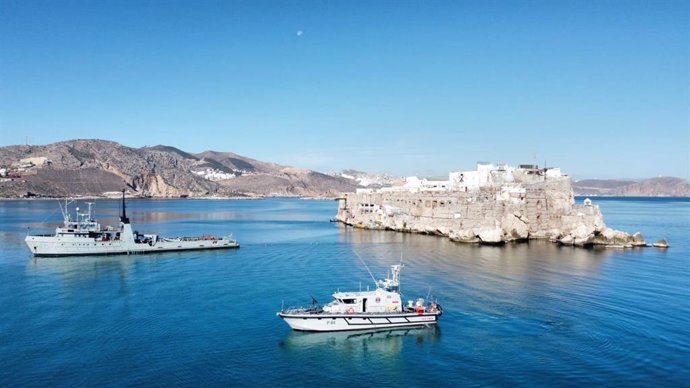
[419, 178, 449, 192]
[192, 168, 236, 181]
[449, 162, 513, 191]
[374, 162, 558, 194]
[545, 168, 562, 178]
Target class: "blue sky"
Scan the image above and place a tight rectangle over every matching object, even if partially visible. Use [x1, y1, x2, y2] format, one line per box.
[1, 1, 688, 179]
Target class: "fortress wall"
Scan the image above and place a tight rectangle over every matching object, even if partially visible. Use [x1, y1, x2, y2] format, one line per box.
[336, 176, 608, 244]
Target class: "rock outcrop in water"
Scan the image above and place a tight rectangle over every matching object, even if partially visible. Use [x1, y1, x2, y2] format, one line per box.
[335, 164, 655, 249]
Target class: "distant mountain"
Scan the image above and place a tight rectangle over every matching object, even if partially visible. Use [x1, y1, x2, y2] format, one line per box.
[0, 139, 358, 198]
[196, 150, 281, 174]
[573, 177, 690, 197]
[2, 142, 686, 199]
[336, 169, 690, 197]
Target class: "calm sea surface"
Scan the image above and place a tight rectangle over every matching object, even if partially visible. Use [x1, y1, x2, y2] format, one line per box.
[0, 197, 688, 386]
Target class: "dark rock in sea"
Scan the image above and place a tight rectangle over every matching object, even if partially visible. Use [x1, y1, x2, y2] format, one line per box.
[652, 239, 669, 248]
[632, 232, 647, 247]
[558, 235, 574, 246]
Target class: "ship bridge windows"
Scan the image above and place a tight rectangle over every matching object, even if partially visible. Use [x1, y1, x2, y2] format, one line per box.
[341, 298, 357, 304]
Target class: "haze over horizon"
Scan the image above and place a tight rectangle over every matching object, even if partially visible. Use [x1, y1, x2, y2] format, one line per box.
[1, 1, 688, 180]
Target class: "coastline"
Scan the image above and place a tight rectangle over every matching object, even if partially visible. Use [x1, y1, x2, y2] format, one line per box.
[0, 194, 337, 201]
[4, 193, 689, 201]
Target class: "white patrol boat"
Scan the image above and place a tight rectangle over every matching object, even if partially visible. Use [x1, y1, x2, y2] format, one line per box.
[25, 190, 239, 257]
[277, 264, 442, 332]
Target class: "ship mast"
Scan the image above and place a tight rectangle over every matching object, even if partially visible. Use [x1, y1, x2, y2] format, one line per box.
[86, 202, 94, 222]
[120, 189, 130, 224]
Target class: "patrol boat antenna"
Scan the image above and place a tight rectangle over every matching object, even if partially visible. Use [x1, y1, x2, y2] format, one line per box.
[353, 250, 377, 288]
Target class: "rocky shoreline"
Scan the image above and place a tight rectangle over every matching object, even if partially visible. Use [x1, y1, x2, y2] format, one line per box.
[339, 218, 669, 249]
[335, 176, 669, 249]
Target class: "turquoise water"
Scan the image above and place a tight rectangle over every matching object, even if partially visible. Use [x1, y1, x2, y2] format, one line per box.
[0, 197, 688, 386]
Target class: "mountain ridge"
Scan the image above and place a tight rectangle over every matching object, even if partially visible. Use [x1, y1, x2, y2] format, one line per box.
[572, 177, 690, 197]
[0, 139, 357, 198]
[1, 140, 686, 198]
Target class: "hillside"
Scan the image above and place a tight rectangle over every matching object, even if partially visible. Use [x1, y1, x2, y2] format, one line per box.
[0, 140, 358, 198]
[573, 177, 690, 197]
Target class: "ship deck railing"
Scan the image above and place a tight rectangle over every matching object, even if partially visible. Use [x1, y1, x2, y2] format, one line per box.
[160, 235, 236, 243]
[280, 306, 440, 315]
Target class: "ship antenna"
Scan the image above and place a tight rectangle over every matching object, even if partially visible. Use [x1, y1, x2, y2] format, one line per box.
[353, 250, 378, 288]
[58, 198, 74, 222]
[120, 189, 130, 224]
[58, 199, 66, 222]
[86, 202, 94, 221]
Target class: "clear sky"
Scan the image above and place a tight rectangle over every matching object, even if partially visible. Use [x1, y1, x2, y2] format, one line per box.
[1, 0, 688, 179]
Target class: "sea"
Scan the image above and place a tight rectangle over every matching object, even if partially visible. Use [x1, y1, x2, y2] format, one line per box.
[0, 197, 688, 387]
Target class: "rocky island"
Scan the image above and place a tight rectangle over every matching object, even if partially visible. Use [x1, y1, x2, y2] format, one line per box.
[335, 163, 660, 248]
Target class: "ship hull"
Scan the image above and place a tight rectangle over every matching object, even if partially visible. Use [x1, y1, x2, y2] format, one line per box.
[25, 236, 239, 257]
[277, 311, 440, 332]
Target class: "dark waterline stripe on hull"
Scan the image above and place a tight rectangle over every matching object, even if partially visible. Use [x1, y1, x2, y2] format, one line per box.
[32, 245, 240, 257]
[278, 312, 440, 319]
[291, 320, 439, 332]
[345, 316, 437, 326]
[279, 312, 440, 332]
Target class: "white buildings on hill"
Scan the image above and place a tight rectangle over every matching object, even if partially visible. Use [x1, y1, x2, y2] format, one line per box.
[192, 168, 236, 181]
[369, 162, 563, 194]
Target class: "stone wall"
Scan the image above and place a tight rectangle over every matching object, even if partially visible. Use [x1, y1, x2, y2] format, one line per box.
[336, 176, 643, 248]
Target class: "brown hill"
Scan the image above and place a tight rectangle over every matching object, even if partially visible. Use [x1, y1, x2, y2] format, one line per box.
[196, 150, 280, 174]
[573, 177, 690, 197]
[196, 151, 357, 196]
[0, 139, 357, 198]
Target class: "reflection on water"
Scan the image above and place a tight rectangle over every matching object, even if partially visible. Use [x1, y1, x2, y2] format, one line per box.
[25, 249, 241, 283]
[27, 255, 138, 277]
[280, 326, 441, 354]
[339, 227, 613, 291]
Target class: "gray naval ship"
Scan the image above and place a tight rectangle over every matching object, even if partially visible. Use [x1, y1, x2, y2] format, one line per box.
[25, 190, 239, 257]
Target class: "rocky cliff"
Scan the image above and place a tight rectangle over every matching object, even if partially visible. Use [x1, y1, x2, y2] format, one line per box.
[0, 140, 357, 198]
[336, 176, 652, 248]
